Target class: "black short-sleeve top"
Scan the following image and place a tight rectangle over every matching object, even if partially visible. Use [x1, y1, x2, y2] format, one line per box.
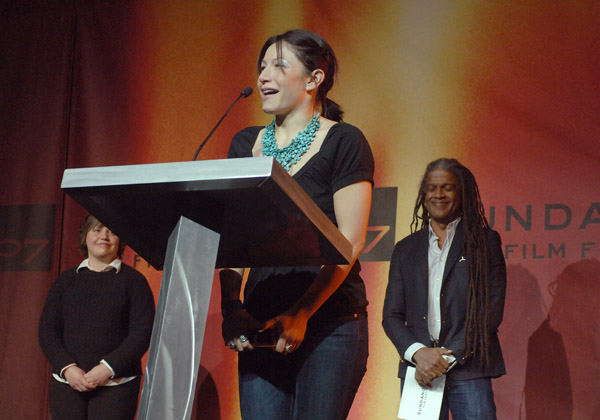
[227, 122, 375, 323]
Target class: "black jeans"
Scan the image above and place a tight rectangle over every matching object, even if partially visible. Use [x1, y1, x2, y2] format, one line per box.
[49, 376, 141, 420]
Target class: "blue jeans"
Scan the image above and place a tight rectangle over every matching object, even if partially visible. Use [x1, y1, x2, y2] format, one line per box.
[439, 377, 497, 420]
[238, 317, 368, 420]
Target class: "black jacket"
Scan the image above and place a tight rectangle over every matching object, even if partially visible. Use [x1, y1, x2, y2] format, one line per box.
[382, 223, 506, 380]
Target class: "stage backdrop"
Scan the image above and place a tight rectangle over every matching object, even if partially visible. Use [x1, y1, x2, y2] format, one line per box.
[1, 1, 598, 419]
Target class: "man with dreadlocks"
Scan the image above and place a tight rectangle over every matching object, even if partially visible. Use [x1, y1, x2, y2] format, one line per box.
[383, 158, 506, 420]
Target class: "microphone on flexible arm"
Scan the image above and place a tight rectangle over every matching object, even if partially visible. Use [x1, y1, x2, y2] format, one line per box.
[192, 86, 254, 161]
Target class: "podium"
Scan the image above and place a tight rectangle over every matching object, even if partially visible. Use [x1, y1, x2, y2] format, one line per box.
[61, 157, 352, 420]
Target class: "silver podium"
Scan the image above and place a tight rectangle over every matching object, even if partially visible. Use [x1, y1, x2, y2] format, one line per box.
[61, 157, 351, 420]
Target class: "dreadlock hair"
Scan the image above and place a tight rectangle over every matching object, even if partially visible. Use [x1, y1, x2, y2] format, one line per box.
[411, 158, 492, 367]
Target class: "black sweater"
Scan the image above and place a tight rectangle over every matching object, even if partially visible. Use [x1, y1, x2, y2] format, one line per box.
[38, 264, 155, 378]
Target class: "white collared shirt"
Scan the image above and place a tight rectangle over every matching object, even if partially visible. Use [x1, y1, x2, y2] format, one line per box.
[404, 217, 461, 363]
[427, 217, 461, 341]
[76, 258, 122, 273]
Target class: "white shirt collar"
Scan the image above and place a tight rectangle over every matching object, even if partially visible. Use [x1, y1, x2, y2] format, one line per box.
[76, 258, 122, 273]
[428, 217, 462, 243]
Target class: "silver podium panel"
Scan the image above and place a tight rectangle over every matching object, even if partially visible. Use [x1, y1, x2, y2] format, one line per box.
[137, 216, 219, 420]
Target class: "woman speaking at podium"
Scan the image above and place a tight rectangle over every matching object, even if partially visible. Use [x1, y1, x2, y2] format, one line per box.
[220, 29, 374, 420]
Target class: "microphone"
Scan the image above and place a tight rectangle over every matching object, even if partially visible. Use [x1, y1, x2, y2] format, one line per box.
[192, 86, 254, 161]
[240, 86, 253, 98]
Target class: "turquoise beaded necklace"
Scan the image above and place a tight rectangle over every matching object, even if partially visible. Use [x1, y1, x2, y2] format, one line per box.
[262, 112, 320, 171]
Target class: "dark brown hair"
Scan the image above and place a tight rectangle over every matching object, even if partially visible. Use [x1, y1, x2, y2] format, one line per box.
[257, 29, 344, 122]
[78, 214, 125, 259]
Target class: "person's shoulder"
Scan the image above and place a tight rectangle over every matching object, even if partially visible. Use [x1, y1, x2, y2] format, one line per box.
[229, 126, 264, 158]
[487, 227, 501, 235]
[119, 263, 148, 282]
[118, 264, 155, 298]
[327, 121, 366, 139]
[56, 266, 79, 280]
[48, 266, 80, 291]
[485, 227, 503, 245]
[393, 228, 427, 253]
[62, 266, 79, 275]
[324, 122, 372, 156]
[405, 228, 427, 242]
[117, 264, 155, 306]
[234, 126, 263, 137]
[232, 126, 263, 145]
[482, 226, 501, 237]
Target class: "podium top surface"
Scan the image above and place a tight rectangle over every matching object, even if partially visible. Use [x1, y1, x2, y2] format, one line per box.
[61, 157, 352, 270]
[61, 158, 276, 189]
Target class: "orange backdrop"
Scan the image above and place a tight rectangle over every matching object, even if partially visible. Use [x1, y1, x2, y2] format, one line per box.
[1, 1, 599, 419]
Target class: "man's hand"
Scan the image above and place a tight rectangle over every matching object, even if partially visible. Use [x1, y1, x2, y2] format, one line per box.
[64, 365, 95, 392]
[413, 347, 453, 388]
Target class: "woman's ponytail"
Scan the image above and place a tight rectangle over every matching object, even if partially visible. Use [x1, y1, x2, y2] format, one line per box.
[323, 98, 344, 122]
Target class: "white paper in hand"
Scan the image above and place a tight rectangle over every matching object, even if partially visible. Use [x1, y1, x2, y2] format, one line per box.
[397, 366, 446, 419]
